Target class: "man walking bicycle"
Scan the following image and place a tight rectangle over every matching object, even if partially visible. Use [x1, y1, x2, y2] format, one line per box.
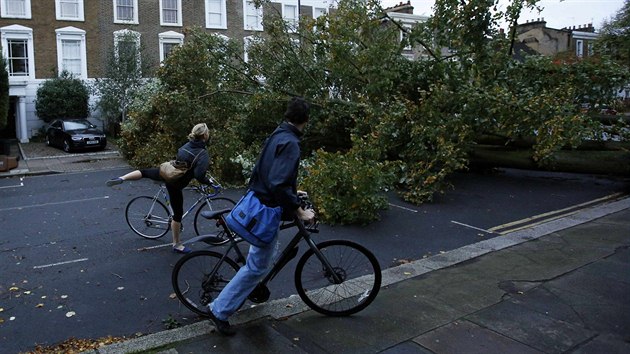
[208, 97, 315, 335]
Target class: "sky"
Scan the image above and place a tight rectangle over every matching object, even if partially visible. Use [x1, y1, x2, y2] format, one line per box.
[380, 0, 626, 31]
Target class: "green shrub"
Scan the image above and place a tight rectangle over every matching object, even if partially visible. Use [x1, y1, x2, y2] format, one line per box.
[35, 71, 89, 123]
[301, 148, 394, 225]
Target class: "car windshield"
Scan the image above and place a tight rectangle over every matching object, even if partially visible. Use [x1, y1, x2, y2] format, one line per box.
[63, 120, 95, 131]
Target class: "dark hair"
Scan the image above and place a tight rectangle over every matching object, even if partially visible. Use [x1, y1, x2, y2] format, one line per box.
[284, 97, 310, 124]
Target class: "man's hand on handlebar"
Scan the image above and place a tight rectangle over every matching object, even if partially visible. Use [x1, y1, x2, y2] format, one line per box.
[296, 207, 315, 225]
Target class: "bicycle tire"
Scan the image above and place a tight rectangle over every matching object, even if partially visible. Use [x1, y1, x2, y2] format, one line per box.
[172, 250, 240, 317]
[294, 239, 381, 316]
[125, 196, 171, 239]
[193, 197, 236, 245]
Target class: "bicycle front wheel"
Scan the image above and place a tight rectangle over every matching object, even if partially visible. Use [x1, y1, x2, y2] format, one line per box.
[193, 197, 236, 245]
[172, 250, 240, 317]
[295, 240, 381, 316]
[125, 196, 171, 239]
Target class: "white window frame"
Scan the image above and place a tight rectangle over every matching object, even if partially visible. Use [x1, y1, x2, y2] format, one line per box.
[243, 35, 259, 63]
[55, 0, 84, 21]
[282, 2, 298, 32]
[401, 24, 412, 51]
[205, 0, 227, 29]
[243, 0, 263, 31]
[576, 39, 583, 58]
[113, 0, 138, 24]
[1, 0, 31, 19]
[0, 24, 35, 81]
[313, 7, 327, 19]
[158, 31, 184, 63]
[55, 26, 87, 79]
[160, 0, 182, 27]
[114, 29, 141, 73]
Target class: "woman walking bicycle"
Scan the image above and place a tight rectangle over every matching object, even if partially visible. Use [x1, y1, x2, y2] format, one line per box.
[106, 123, 214, 254]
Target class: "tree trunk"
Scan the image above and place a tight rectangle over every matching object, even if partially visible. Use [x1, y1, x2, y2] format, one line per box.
[469, 144, 630, 176]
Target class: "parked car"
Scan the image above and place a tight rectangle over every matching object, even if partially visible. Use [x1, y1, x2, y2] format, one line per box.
[46, 119, 107, 152]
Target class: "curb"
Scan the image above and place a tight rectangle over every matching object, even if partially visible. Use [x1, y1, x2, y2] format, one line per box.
[90, 196, 630, 354]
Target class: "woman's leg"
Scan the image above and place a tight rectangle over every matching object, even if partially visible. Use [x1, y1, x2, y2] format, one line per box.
[106, 168, 158, 186]
[106, 170, 142, 186]
[166, 185, 187, 251]
[120, 170, 142, 181]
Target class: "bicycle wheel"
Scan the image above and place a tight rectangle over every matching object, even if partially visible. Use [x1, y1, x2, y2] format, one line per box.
[125, 196, 171, 239]
[295, 240, 381, 316]
[172, 250, 240, 317]
[193, 197, 236, 245]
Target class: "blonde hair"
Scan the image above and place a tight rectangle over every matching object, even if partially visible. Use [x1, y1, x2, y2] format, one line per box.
[188, 123, 209, 141]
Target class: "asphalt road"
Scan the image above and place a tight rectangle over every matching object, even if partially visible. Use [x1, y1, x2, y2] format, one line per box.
[0, 168, 628, 353]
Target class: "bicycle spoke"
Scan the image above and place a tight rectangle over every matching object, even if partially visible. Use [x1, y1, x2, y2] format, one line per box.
[295, 240, 381, 316]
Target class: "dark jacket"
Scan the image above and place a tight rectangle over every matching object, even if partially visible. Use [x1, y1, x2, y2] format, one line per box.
[171, 139, 211, 189]
[249, 122, 303, 219]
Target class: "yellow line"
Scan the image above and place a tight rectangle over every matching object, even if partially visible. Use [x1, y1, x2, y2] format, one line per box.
[489, 192, 624, 234]
[496, 210, 582, 235]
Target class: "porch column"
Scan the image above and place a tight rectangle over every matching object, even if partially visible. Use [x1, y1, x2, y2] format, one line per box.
[17, 96, 28, 143]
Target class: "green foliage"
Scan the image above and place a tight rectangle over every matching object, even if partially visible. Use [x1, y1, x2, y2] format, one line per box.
[301, 146, 395, 225]
[597, 0, 630, 66]
[34, 71, 89, 123]
[93, 30, 155, 136]
[0, 55, 8, 129]
[119, 0, 629, 224]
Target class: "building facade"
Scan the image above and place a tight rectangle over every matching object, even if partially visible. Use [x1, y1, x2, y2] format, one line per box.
[0, 0, 331, 142]
[516, 18, 598, 59]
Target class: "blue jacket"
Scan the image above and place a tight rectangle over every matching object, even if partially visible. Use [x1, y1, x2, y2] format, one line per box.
[249, 122, 303, 218]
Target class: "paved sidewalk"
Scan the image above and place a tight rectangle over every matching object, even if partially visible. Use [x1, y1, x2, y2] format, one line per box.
[0, 141, 130, 177]
[91, 197, 630, 354]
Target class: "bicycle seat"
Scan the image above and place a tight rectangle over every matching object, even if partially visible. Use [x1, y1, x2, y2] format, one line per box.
[201, 209, 231, 220]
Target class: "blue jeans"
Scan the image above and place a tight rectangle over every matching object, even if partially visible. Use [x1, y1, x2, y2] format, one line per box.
[210, 234, 279, 321]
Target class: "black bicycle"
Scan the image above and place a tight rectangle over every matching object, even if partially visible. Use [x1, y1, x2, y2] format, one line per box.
[171, 197, 381, 316]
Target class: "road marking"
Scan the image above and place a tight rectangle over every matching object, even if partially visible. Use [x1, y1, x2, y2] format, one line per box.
[0, 196, 110, 212]
[137, 244, 171, 251]
[450, 220, 494, 234]
[33, 258, 89, 269]
[0, 176, 25, 189]
[489, 192, 625, 235]
[388, 203, 419, 213]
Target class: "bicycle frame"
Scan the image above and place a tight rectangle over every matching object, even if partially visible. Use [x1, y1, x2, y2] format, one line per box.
[155, 182, 223, 222]
[217, 216, 343, 287]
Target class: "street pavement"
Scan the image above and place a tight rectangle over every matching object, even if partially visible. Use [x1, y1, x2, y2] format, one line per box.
[2, 142, 629, 353]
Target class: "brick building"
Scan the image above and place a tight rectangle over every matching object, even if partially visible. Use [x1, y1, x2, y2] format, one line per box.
[0, 0, 331, 142]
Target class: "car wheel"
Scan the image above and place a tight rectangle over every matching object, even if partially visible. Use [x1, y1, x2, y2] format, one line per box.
[63, 139, 72, 153]
[45, 135, 51, 146]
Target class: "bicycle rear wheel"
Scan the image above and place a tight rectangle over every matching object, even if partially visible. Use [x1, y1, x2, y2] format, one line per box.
[172, 250, 240, 317]
[295, 240, 381, 316]
[193, 197, 236, 245]
[125, 196, 171, 239]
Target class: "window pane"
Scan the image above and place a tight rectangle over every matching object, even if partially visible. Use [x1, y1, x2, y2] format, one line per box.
[208, 13, 222, 26]
[163, 42, 178, 59]
[117, 0, 134, 21]
[62, 39, 81, 76]
[162, 0, 178, 23]
[6, 0, 26, 16]
[60, 0, 79, 18]
[7, 39, 28, 76]
[245, 2, 261, 29]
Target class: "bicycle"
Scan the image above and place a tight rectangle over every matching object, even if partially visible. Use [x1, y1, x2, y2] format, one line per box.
[171, 195, 382, 317]
[125, 176, 235, 245]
